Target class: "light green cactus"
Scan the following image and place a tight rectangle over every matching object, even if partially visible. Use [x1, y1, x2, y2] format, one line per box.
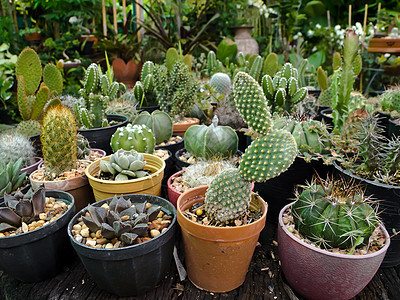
[261, 62, 308, 114]
[99, 149, 148, 181]
[262, 52, 279, 77]
[110, 124, 156, 154]
[209, 72, 231, 95]
[381, 86, 400, 116]
[204, 72, 297, 225]
[133, 110, 173, 144]
[317, 66, 328, 91]
[106, 99, 138, 123]
[0, 158, 27, 197]
[249, 55, 263, 81]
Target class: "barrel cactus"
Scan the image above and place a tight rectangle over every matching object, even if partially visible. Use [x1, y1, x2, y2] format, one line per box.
[292, 177, 379, 250]
[110, 124, 156, 153]
[184, 115, 238, 159]
[99, 149, 148, 181]
[203, 72, 297, 225]
[133, 110, 173, 144]
[0, 132, 35, 168]
[273, 117, 330, 155]
[210, 73, 231, 95]
[381, 87, 400, 116]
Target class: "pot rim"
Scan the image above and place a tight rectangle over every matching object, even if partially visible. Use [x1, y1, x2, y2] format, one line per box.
[167, 170, 185, 195]
[67, 194, 176, 256]
[279, 202, 391, 260]
[85, 153, 165, 185]
[177, 185, 268, 232]
[77, 114, 128, 133]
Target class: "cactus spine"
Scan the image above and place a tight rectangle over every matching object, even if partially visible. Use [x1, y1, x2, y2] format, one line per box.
[210, 73, 231, 95]
[110, 124, 156, 153]
[41, 105, 77, 178]
[0, 132, 35, 168]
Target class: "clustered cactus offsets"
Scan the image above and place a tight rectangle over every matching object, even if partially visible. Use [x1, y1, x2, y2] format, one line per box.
[192, 72, 297, 226]
[71, 195, 172, 248]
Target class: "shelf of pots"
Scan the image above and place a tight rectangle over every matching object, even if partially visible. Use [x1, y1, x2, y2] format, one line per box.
[29, 105, 94, 212]
[278, 176, 390, 300]
[0, 186, 76, 282]
[68, 193, 176, 296]
[176, 71, 298, 292]
[73, 63, 129, 154]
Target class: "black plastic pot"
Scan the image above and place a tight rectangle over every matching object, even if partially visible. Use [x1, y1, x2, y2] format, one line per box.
[236, 130, 251, 152]
[256, 156, 333, 226]
[29, 134, 42, 157]
[0, 190, 75, 282]
[333, 162, 400, 267]
[0, 183, 31, 206]
[78, 114, 128, 155]
[136, 104, 160, 114]
[161, 149, 174, 185]
[68, 194, 177, 296]
[320, 108, 333, 131]
[388, 118, 400, 138]
[308, 89, 321, 100]
[156, 134, 184, 163]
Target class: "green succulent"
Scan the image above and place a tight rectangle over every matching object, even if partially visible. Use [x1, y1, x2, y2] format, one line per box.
[0, 158, 27, 197]
[133, 110, 173, 144]
[110, 124, 156, 154]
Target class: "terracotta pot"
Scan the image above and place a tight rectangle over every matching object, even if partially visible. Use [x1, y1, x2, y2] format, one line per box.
[233, 26, 259, 56]
[173, 117, 200, 136]
[112, 58, 140, 88]
[177, 185, 267, 292]
[278, 202, 390, 300]
[29, 166, 94, 213]
[85, 153, 165, 202]
[21, 157, 43, 175]
[368, 37, 400, 53]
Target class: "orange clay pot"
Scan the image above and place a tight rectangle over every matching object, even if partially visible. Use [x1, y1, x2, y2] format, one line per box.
[177, 185, 268, 293]
[172, 117, 200, 136]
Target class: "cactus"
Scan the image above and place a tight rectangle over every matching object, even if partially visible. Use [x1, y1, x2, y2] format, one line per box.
[141, 61, 155, 82]
[262, 52, 278, 77]
[74, 63, 121, 129]
[0, 158, 27, 197]
[249, 55, 263, 81]
[317, 66, 328, 91]
[273, 117, 330, 155]
[110, 124, 156, 154]
[203, 72, 297, 225]
[381, 87, 400, 115]
[207, 51, 217, 77]
[106, 99, 138, 123]
[41, 105, 77, 178]
[15, 48, 63, 136]
[166, 47, 180, 72]
[0, 186, 45, 232]
[184, 115, 238, 160]
[81, 195, 162, 245]
[99, 149, 148, 181]
[292, 176, 378, 250]
[59, 95, 84, 110]
[0, 132, 35, 168]
[261, 62, 308, 114]
[318, 87, 333, 106]
[133, 110, 173, 144]
[77, 134, 91, 160]
[210, 73, 231, 95]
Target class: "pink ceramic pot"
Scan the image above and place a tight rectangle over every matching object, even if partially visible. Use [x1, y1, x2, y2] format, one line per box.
[21, 157, 43, 175]
[278, 202, 390, 300]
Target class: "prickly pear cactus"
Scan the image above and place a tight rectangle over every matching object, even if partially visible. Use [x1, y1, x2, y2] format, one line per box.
[184, 115, 238, 159]
[210, 73, 231, 95]
[262, 52, 278, 77]
[110, 124, 156, 153]
[133, 110, 173, 144]
[292, 177, 378, 249]
[41, 105, 77, 177]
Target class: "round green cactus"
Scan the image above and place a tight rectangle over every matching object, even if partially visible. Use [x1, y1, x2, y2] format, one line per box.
[210, 72, 231, 95]
[110, 124, 156, 153]
[184, 115, 238, 159]
[292, 177, 379, 250]
[133, 110, 173, 144]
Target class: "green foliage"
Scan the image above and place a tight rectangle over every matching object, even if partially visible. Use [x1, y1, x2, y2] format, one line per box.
[0, 158, 27, 197]
[292, 177, 378, 250]
[110, 124, 156, 154]
[133, 110, 173, 144]
[216, 39, 238, 65]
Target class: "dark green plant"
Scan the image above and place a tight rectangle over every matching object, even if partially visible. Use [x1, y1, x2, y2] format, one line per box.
[110, 124, 156, 154]
[133, 110, 173, 144]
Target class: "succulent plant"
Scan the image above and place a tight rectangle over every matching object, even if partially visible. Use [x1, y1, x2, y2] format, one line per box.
[59, 94, 84, 110]
[81, 195, 162, 245]
[262, 52, 279, 77]
[203, 72, 297, 225]
[0, 186, 45, 232]
[15, 48, 63, 136]
[41, 105, 77, 178]
[292, 176, 378, 250]
[99, 149, 148, 181]
[381, 86, 400, 116]
[133, 110, 173, 144]
[110, 124, 156, 153]
[77, 134, 91, 160]
[210, 72, 231, 95]
[0, 158, 27, 197]
[261, 62, 308, 115]
[74, 63, 121, 129]
[0, 132, 35, 168]
[273, 117, 330, 155]
[184, 115, 238, 160]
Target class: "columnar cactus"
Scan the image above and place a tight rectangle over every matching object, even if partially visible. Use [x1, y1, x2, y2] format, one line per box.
[15, 48, 63, 136]
[261, 62, 308, 114]
[74, 63, 121, 129]
[133, 110, 173, 144]
[204, 72, 297, 225]
[110, 124, 156, 153]
[292, 177, 378, 249]
[41, 105, 77, 178]
[99, 149, 148, 181]
[184, 115, 238, 159]
[0, 132, 35, 168]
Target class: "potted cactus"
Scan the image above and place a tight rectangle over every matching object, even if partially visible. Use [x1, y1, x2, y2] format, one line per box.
[177, 71, 298, 292]
[68, 193, 176, 296]
[0, 186, 76, 282]
[85, 149, 165, 202]
[278, 176, 390, 300]
[380, 86, 400, 137]
[74, 63, 128, 154]
[0, 158, 28, 199]
[29, 105, 94, 212]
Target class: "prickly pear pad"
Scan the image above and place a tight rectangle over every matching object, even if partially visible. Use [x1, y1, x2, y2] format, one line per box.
[239, 129, 297, 182]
